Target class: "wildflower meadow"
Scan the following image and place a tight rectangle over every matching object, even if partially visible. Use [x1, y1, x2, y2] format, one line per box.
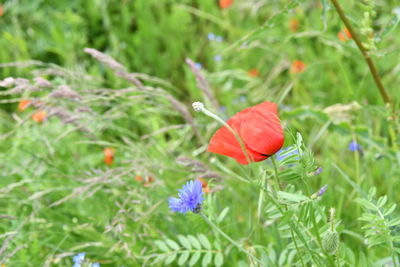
[1, 0, 400, 266]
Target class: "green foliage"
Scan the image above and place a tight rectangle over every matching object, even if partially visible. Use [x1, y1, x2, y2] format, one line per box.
[151, 234, 224, 267]
[357, 187, 400, 252]
[0, 0, 400, 266]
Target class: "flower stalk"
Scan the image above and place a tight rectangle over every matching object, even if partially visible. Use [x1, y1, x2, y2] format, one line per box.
[200, 213, 263, 265]
[330, 0, 391, 105]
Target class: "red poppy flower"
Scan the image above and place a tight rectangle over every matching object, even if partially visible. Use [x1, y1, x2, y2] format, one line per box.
[219, 0, 233, 9]
[338, 27, 352, 42]
[208, 101, 284, 164]
[18, 99, 31, 112]
[135, 175, 144, 182]
[198, 177, 211, 194]
[290, 60, 306, 74]
[0, 5, 4, 17]
[289, 18, 300, 32]
[104, 147, 115, 166]
[248, 68, 259, 78]
[31, 110, 46, 123]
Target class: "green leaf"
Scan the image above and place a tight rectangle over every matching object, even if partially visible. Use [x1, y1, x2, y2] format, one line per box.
[202, 251, 212, 267]
[217, 207, 230, 224]
[178, 251, 190, 266]
[188, 235, 202, 250]
[189, 251, 201, 266]
[384, 203, 396, 216]
[152, 254, 165, 264]
[377, 195, 387, 208]
[388, 217, 400, 227]
[198, 234, 212, 250]
[165, 239, 180, 250]
[214, 252, 224, 267]
[165, 253, 177, 265]
[356, 198, 376, 211]
[178, 235, 192, 250]
[277, 191, 309, 203]
[155, 240, 170, 252]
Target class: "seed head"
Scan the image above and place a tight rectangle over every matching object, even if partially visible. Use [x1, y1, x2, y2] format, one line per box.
[192, 102, 204, 112]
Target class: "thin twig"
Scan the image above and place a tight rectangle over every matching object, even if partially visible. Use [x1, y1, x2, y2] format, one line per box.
[330, 0, 391, 105]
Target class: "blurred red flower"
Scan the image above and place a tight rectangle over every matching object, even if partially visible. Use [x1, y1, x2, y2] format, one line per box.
[289, 18, 299, 32]
[248, 68, 259, 77]
[219, 0, 233, 9]
[0, 5, 3, 17]
[198, 177, 210, 194]
[18, 100, 31, 112]
[290, 60, 306, 74]
[31, 110, 46, 123]
[104, 147, 115, 166]
[208, 101, 284, 164]
[338, 27, 352, 42]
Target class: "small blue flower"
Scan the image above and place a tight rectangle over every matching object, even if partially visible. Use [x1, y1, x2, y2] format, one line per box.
[207, 32, 215, 41]
[215, 35, 223, 42]
[72, 252, 85, 267]
[195, 63, 202, 70]
[314, 167, 323, 175]
[317, 184, 328, 196]
[169, 180, 204, 214]
[92, 263, 101, 267]
[348, 140, 362, 152]
[214, 54, 222, 62]
[239, 96, 247, 103]
[276, 146, 299, 161]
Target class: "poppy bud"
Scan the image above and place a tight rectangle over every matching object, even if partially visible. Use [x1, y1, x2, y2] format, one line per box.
[192, 102, 204, 112]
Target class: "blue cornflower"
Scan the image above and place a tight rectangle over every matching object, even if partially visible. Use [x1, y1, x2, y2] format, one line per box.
[215, 35, 223, 42]
[72, 252, 85, 267]
[214, 54, 222, 62]
[276, 146, 299, 161]
[348, 140, 362, 152]
[195, 63, 202, 70]
[169, 180, 204, 214]
[239, 95, 247, 103]
[207, 32, 215, 41]
[92, 263, 101, 267]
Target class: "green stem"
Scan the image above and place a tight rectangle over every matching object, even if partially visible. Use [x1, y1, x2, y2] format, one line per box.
[200, 213, 263, 266]
[270, 157, 282, 191]
[330, 0, 391, 105]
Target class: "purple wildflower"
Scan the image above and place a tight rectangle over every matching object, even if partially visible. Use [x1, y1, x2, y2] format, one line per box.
[207, 33, 215, 41]
[169, 180, 204, 214]
[317, 184, 328, 197]
[314, 167, 323, 175]
[348, 140, 362, 152]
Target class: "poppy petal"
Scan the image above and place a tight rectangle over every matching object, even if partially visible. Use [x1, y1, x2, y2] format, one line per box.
[208, 101, 284, 165]
[239, 102, 284, 156]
